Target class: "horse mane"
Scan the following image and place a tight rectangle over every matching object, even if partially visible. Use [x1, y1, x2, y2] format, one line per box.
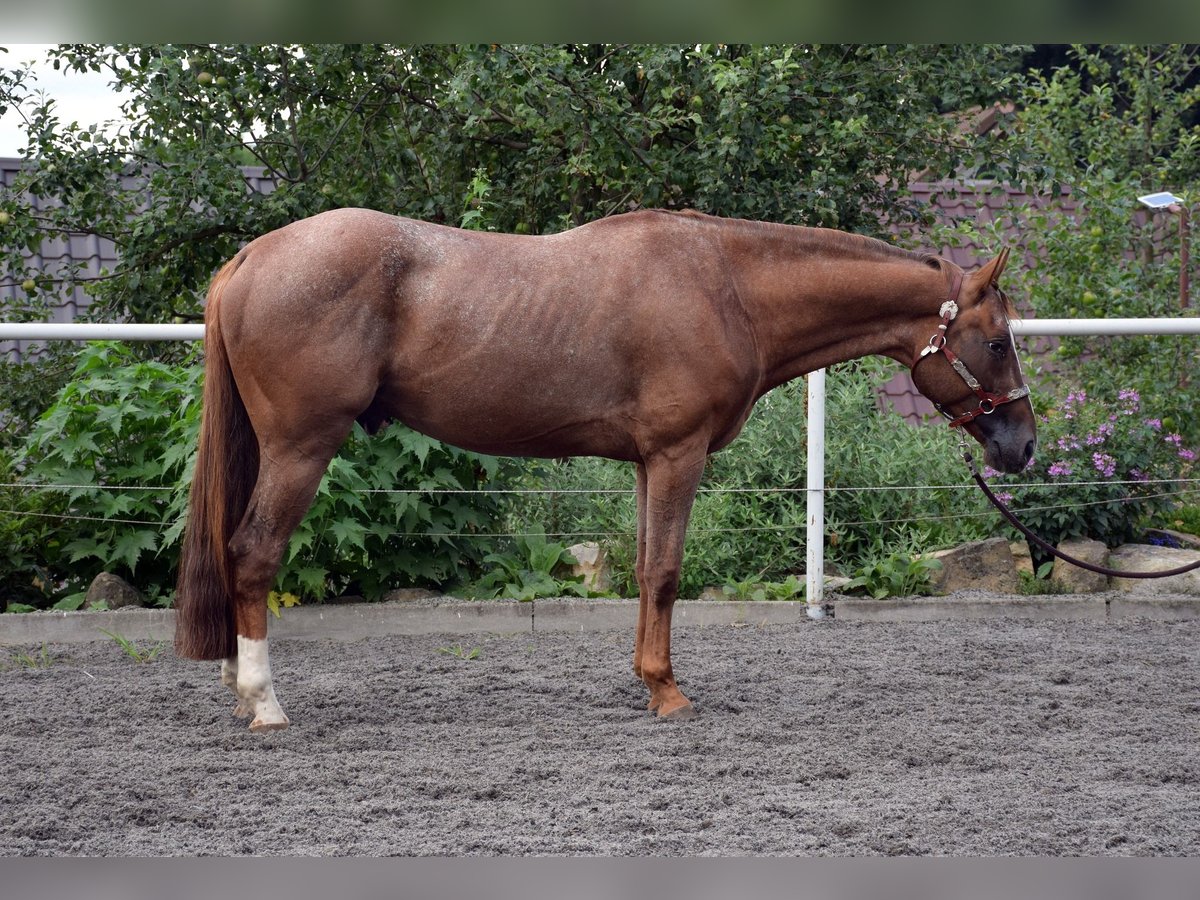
[642, 208, 945, 270]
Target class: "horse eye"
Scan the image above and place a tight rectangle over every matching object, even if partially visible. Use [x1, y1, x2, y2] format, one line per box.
[987, 340, 1008, 357]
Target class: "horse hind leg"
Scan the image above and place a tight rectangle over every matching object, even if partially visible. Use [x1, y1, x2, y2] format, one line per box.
[225, 435, 348, 731]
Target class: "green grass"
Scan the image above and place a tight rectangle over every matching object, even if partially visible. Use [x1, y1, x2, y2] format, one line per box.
[99, 629, 164, 663]
[4, 643, 53, 669]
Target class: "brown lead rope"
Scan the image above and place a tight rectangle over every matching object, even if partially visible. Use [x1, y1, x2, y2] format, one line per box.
[964, 449, 1200, 580]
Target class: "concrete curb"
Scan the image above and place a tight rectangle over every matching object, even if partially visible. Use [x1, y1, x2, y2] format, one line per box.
[4, 593, 1200, 646]
[833, 595, 1109, 622]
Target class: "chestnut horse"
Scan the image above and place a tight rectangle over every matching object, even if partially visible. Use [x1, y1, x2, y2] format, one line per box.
[174, 208, 1035, 730]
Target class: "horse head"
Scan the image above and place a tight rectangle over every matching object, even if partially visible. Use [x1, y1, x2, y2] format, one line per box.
[910, 249, 1036, 474]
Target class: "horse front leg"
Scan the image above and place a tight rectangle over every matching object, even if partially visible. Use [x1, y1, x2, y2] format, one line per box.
[632, 461, 648, 680]
[637, 448, 706, 720]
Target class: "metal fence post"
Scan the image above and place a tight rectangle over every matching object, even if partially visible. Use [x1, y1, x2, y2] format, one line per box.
[805, 368, 826, 619]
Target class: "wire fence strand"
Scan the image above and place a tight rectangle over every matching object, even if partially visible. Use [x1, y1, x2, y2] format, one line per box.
[5, 484, 1200, 538]
[5, 476, 1200, 495]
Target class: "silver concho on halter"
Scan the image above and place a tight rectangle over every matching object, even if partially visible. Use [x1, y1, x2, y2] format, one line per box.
[919, 301, 960, 358]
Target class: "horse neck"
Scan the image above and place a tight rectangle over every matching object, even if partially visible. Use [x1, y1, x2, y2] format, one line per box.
[721, 225, 947, 393]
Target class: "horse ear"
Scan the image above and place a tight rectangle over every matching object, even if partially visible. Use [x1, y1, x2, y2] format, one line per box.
[972, 248, 1011, 291]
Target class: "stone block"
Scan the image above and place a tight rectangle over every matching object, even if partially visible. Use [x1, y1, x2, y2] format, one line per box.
[1108, 544, 1200, 595]
[927, 537, 1020, 594]
[1010, 541, 1033, 576]
[84, 573, 145, 610]
[565, 542, 613, 593]
[1049, 538, 1109, 593]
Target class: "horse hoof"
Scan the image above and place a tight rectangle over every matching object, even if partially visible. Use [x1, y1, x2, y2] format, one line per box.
[658, 702, 697, 721]
[249, 717, 290, 732]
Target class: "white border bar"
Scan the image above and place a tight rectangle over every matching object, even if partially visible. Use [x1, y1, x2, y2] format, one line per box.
[0, 323, 205, 340]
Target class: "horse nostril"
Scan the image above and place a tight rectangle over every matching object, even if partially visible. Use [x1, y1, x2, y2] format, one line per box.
[1024, 440, 1036, 463]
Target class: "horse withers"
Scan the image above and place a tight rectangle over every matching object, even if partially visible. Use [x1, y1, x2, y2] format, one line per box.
[174, 208, 1035, 730]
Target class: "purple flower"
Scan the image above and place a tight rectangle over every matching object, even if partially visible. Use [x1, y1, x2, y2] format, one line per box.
[1118, 388, 1140, 413]
[1180, 448, 1196, 462]
[995, 491, 1015, 504]
[1048, 460, 1073, 477]
[1166, 433, 1183, 446]
[1144, 418, 1162, 431]
[1092, 452, 1117, 478]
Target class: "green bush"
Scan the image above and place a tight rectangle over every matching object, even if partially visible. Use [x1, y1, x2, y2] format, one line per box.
[0, 449, 63, 610]
[11, 342, 522, 606]
[844, 552, 943, 599]
[13, 343, 201, 607]
[456, 530, 600, 601]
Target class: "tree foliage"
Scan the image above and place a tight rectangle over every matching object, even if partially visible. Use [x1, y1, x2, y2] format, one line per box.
[933, 45, 1200, 442]
[0, 43, 1025, 326]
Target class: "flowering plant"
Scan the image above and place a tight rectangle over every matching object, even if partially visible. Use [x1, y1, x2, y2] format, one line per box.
[994, 387, 1197, 550]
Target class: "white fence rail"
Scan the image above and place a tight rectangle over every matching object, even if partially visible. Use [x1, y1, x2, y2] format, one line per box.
[0, 323, 204, 341]
[5, 317, 1200, 616]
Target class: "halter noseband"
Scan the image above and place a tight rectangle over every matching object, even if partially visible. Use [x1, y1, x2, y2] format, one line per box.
[913, 270, 1031, 428]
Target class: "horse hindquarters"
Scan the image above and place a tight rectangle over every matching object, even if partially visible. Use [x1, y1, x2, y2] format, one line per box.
[175, 260, 355, 731]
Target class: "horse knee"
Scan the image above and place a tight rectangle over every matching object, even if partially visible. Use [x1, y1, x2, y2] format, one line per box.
[646, 565, 681, 602]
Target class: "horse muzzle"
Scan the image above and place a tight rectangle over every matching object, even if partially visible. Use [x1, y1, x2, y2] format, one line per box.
[978, 415, 1037, 474]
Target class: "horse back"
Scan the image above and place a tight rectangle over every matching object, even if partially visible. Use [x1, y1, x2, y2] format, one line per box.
[217, 208, 762, 461]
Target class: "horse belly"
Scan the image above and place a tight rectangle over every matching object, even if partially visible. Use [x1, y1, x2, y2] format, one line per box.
[376, 365, 640, 461]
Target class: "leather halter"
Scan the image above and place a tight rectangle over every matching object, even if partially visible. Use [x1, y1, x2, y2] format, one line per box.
[912, 270, 1031, 428]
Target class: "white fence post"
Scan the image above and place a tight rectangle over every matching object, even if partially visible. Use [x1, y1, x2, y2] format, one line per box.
[805, 368, 826, 619]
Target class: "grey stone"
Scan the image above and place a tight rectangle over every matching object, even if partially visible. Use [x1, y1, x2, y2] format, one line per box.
[1049, 538, 1109, 593]
[565, 542, 613, 593]
[1010, 541, 1034, 576]
[380, 587, 441, 603]
[84, 573, 145, 610]
[1108, 544, 1200, 595]
[927, 537, 1020, 594]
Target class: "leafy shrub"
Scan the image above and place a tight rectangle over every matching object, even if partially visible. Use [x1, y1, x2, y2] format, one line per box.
[1169, 505, 1200, 538]
[14, 343, 201, 606]
[0, 449, 64, 610]
[844, 552, 943, 599]
[13, 342, 521, 605]
[277, 421, 518, 599]
[994, 386, 1196, 551]
[821, 360, 995, 564]
[456, 530, 599, 601]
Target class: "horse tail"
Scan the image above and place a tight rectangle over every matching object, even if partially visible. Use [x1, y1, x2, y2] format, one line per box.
[174, 256, 258, 660]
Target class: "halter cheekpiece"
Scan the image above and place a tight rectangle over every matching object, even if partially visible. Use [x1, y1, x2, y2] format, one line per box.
[913, 270, 1031, 428]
